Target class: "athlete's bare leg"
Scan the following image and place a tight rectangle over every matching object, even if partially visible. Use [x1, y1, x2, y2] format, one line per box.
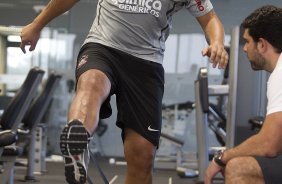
[124, 128, 156, 184]
[68, 69, 111, 134]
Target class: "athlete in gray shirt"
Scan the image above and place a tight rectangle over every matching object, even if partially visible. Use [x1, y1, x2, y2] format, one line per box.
[20, 0, 228, 184]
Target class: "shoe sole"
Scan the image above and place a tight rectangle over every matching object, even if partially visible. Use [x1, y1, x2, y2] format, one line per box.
[60, 120, 89, 184]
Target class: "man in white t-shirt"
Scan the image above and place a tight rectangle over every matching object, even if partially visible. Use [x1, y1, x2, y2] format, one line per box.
[205, 5, 282, 184]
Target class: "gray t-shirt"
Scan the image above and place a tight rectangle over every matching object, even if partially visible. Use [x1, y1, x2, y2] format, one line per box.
[84, 0, 213, 64]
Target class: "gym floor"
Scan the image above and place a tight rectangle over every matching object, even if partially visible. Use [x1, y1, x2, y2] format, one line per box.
[13, 156, 224, 184]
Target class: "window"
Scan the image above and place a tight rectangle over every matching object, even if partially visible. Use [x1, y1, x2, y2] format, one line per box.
[163, 33, 230, 75]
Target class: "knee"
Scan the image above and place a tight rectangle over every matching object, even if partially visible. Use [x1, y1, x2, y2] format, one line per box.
[225, 157, 246, 179]
[224, 157, 254, 180]
[225, 157, 265, 184]
[124, 139, 155, 171]
[77, 70, 110, 95]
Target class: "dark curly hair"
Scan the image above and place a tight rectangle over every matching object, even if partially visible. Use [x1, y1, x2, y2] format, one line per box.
[241, 5, 282, 53]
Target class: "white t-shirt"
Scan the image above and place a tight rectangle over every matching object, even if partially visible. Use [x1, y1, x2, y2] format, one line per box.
[266, 53, 282, 115]
[84, 0, 213, 64]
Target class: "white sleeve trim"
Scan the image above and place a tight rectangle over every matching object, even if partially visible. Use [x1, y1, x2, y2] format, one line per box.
[186, 0, 213, 17]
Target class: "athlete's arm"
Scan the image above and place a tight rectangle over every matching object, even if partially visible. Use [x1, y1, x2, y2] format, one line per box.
[196, 10, 228, 69]
[20, 0, 79, 53]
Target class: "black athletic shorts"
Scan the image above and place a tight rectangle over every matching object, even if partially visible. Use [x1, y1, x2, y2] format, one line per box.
[255, 155, 282, 184]
[75, 43, 164, 147]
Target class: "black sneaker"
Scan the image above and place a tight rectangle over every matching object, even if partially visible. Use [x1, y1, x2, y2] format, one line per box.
[60, 120, 90, 184]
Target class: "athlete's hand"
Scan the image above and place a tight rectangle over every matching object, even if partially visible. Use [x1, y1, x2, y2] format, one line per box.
[20, 23, 41, 53]
[204, 159, 224, 184]
[202, 42, 228, 69]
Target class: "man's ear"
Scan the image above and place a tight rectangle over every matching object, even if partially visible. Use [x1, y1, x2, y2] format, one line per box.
[257, 38, 267, 53]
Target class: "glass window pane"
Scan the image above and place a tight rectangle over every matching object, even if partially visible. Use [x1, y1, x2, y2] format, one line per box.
[163, 34, 178, 73]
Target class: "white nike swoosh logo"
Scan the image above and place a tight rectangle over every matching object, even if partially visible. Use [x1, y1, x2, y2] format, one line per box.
[148, 125, 159, 132]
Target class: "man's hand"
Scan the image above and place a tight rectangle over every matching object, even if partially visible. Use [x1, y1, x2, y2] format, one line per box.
[20, 23, 41, 53]
[205, 159, 224, 184]
[202, 42, 228, 69]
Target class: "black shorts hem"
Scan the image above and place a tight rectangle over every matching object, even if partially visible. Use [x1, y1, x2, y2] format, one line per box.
[117, 121, 160, 148]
